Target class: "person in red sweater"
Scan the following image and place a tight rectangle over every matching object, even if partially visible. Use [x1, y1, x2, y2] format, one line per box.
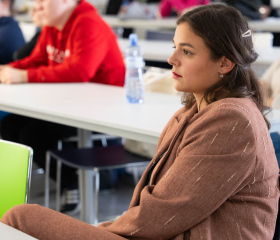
[0, 0, 125, 214]
[0, 0, 125, 85]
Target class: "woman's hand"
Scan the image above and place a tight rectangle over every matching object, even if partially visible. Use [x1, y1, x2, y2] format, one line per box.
[259, 5, 271, 20]
[0, 67, 28, 84]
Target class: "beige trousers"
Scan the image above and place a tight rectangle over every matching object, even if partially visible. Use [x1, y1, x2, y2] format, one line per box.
[0, 204, 127, 240]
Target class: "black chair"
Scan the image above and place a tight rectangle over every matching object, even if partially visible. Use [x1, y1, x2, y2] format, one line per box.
[105, 0, 123, 15]
[45, 145, 150, 224]
[146, 30, 174, 42]
[273, 175, 280, 240]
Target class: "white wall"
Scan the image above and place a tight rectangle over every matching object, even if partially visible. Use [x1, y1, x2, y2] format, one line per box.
[14, 0, 27, 11]
[87, 0, 109, 14]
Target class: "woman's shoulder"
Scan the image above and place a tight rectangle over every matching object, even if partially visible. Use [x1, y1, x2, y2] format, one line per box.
[200, 98, 267, 134]
[173, 98, 264, 127]
[206, 98, 259, 117]
[209, 97, 253, 108]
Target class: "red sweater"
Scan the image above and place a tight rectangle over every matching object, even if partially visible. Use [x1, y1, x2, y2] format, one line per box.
[10, 0, 125, 86]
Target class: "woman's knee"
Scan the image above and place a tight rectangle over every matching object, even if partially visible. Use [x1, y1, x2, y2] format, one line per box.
[1, 204, 40, 226]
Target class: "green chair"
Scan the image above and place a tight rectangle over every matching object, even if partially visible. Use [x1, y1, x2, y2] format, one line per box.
[0, 140, 33, 219]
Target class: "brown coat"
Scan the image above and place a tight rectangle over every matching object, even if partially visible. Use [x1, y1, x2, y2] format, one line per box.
[99, 98, 279, 240]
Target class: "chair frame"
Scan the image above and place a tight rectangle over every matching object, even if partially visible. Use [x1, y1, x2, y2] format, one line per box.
[44, 146, 150, 224]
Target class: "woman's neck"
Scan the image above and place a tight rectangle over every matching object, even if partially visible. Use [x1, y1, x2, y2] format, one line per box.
[194, 95, 208, 112]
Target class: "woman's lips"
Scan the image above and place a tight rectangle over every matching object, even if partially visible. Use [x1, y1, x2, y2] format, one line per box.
[172, 72, 182, 78]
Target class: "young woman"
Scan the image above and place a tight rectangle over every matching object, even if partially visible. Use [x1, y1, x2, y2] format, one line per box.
[1, 4, 279, 240]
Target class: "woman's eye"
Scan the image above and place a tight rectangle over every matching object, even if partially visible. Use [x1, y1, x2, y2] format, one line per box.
[183, 49, 191, 55]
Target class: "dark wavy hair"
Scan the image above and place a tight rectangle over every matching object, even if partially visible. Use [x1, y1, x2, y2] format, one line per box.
[177, 4, 270, 128]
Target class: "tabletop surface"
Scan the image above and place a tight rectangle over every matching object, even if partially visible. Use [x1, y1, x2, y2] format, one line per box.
[0, 83, 279, 141]
[103, 16, 280, 32]
[15, 13, 280, 32]
[0, 83, 182, 144]
[0, 222, 38, 240]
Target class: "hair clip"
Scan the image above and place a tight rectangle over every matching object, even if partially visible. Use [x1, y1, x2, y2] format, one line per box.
[242, 30, 251, 37]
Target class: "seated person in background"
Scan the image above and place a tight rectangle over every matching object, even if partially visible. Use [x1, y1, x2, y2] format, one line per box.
[222, 0, 271, 20]
[0, 0, 124, 85]
[1, 4, 279, 240]
[222, 0, 280, 46]
[0, 0, 25, 64]
[261, 57, 280, 167]
[158, 0, 210, 17]
[0, 0, 125, 214]
[0, 0, 25, 122]
[13, 5, 43, 60]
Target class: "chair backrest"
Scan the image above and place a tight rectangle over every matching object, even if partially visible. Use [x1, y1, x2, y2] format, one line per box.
[105, 0, 123, 15]
[273, 175, 280, 240]
[146, 30, 174, 42]
[0, 140, 33, 219]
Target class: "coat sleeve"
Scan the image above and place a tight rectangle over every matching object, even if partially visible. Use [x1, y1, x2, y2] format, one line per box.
[98, 105, 258, 239]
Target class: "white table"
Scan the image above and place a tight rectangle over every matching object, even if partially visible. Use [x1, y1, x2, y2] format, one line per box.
[104, 16, 280, 33]
[0, 222, 38, 240]
[249, 17, 280, 32]
[15, 12, 280, 33]
[118, 38, 173, 62]
[118, 38, 280, 69]
[0, 83, 181, 144]
[103, 15, 177, 30]
[0, 83, 279, 224]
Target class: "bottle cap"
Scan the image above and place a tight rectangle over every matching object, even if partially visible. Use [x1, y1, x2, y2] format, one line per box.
[129, 33, 138, 47]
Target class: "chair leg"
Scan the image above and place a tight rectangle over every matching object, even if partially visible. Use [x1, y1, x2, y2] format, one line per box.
[57, 140, 63, 151]
[94, 168, 100, 225]
[56, 160, 62, 212]
[44, 152, 51, 208]
[78, 169, 84, 222]
[77, 129, 93, 148]
[101, 138, 108, 147]
[132, 167, 140, 186]
[78, 169, 95, 224]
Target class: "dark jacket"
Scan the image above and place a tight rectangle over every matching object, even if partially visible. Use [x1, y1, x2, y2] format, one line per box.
[0, 17, 25, 64]
[223, 0, 262, 20]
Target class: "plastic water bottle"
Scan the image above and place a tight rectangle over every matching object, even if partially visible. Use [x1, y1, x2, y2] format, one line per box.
[125, 33, 145, 103]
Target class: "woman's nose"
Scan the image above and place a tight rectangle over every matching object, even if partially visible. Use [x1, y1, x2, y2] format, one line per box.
[168, 53, 179, 67]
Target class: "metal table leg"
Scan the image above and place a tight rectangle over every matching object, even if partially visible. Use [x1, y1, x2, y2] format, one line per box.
[77, 129, 94, 224]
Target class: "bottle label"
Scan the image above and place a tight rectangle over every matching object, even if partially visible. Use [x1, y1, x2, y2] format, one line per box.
[125, 56, 145, 68]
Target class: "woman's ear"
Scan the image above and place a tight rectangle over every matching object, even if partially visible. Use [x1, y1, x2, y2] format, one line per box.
[219, 56, 235, 75]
